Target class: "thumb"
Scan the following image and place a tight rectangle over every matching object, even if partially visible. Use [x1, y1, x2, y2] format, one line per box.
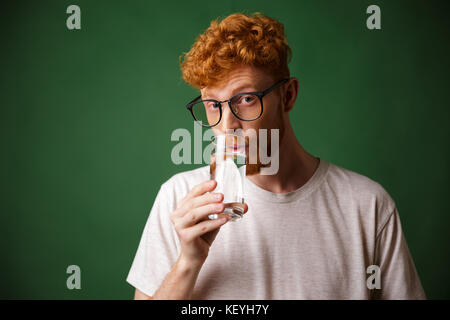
[201, 224, 222, 246]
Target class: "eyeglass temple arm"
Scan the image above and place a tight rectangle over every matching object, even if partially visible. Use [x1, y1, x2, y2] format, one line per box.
[262, 78, 290, 95]
[186, 95, 202, 109]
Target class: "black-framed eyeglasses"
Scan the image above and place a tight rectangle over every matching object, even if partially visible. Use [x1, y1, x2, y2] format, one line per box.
[186, 77, 290, 128]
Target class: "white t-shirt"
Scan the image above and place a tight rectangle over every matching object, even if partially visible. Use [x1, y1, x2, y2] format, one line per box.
[126, 158, 426, 299]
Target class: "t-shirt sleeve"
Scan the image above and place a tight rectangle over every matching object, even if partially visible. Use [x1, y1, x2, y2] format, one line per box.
[126, 182, 180, 297]
[372, 207, 426, 299]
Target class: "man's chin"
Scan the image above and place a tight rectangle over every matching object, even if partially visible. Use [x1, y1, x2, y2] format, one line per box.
[246, 163, 260, 176]
[246, 162, 273, 176]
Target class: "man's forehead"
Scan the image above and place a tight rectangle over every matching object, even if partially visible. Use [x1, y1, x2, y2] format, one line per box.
[201, 71, 270, 97]
[202, 81, 253, 97]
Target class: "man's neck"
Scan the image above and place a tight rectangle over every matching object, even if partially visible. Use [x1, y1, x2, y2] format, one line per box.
[247, 125, 320, 194]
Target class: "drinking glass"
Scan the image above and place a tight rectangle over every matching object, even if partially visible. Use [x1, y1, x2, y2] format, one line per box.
[208, 133, 247, 221]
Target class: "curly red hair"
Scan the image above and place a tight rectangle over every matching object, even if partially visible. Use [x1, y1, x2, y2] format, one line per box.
[179, 12, 292, 89]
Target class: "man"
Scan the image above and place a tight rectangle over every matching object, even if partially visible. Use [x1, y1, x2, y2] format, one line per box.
[126, 12, 426, 299]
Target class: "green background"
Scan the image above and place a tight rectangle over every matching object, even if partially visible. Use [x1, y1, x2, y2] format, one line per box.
[1, 0, 449, 299]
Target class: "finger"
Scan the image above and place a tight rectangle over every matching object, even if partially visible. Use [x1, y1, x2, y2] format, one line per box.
[185, 216, 230, 240]
[187, 179, 217, 199]
[184, 191, 223, 213]
[178, 202, 225, 228]
[201, 226, 221, 246]
[174, 180, 217, 216]
[175, 192, 223, 220]
[179, 180, 217, 208]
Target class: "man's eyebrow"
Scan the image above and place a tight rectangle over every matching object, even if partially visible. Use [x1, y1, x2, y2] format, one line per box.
[203, 84, 259, 99]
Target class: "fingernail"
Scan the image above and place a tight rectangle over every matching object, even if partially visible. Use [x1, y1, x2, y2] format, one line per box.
[215, 193, 222, 200]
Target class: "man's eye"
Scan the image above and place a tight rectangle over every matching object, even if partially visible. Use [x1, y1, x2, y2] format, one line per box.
[238, 95, 256, 105]
[205, 102, 219, 110]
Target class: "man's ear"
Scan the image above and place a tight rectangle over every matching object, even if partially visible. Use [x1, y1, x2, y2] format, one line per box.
[283, 78, 299, 113]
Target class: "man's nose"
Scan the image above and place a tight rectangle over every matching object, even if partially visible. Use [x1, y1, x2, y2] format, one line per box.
[218, 103, 242, 132]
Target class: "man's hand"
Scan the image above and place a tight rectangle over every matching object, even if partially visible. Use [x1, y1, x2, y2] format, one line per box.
[170, 179, 248, 266]
[135, 179, 248, 300]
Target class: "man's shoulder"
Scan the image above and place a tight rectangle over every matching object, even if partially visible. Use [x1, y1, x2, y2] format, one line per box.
[327, 161, 389, 194]
[324, 160, 397, 215]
